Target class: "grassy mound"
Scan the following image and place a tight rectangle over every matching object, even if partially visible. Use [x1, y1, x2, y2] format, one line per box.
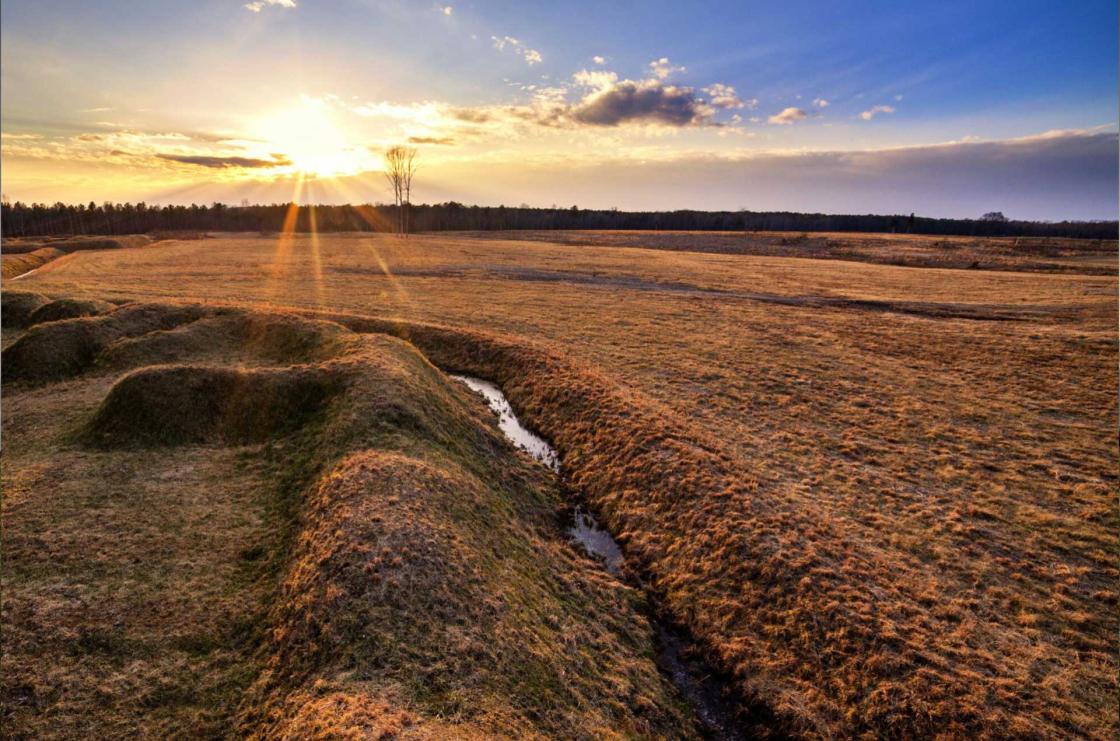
[0, 238, 51, 255]
[99, 312, 356, 370]
[2, 302, 214, 384]
[84, 364, 343, 446]
[1, 290, 51, 327]
[3, 299, 696, 738]
[247, 450, 692, 738]
[27, 297, 117, 325]
[47, 234, 154, 251]
[2, 235, 153, 253]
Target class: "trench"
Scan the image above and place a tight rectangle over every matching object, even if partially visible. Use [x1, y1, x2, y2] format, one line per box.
[451, 373, 746, 739]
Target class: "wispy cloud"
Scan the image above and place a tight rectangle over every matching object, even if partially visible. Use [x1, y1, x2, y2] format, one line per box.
[440, 5, 452, 16]
[244, 0, 295, 13]
[491, 35, 542, 66]
[860, 104, 895, 120]
[813, 98, 829, 108]
[157, 153, 291, 168]
[408, 135, 455, 145]
[768, 107, 807, 125]
[592, 55, 606, 65]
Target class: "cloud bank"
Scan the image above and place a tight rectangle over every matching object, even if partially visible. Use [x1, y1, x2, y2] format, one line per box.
[418, 130, 1119, 221]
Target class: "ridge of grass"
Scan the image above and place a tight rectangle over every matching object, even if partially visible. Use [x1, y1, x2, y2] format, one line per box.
[1, 297, 696, 739]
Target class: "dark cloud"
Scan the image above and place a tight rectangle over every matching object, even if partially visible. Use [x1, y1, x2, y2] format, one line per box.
[408, 135, 456, 145]
[570, 79, 711, 127]
[156, 153, 291, 169]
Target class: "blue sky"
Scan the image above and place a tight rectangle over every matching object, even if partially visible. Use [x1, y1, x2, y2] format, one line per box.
[2, 0, 1117, 218]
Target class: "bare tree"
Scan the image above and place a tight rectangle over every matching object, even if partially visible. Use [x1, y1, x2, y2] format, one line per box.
[383, 145, 418, 236]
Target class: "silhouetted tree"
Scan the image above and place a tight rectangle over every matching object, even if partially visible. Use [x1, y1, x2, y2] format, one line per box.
[383, 145, 418, 236]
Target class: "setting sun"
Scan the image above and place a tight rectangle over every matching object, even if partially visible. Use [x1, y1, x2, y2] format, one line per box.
[253, 99, 359, 178]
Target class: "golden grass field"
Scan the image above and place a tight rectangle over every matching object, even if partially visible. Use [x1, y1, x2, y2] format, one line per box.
[2, 230, 1117, 738]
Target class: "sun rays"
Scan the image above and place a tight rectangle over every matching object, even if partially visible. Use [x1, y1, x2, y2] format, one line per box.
[264, 170, 410, 313]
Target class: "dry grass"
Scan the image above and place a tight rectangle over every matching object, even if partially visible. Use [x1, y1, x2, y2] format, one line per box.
[1, 301, 695, 739]
[2, 235, 157, 279]
[469, 229, 1118, 274]
[5, 229, 1117, 737]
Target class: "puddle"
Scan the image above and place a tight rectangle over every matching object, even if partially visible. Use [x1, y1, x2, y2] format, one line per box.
[569, 506, 626, 576]
[452, 372, 745, 738]
[451, 375, 559, 472]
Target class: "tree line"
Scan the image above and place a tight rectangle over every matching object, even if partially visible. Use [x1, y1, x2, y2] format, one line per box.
[1, 200, 1115, 239]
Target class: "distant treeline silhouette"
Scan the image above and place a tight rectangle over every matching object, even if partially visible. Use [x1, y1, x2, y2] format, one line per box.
[1, 200, 1115, 239]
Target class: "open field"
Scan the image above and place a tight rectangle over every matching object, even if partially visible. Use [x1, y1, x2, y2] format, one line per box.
[466, 229, 1119, 274]
[3, 230, 1117, 738]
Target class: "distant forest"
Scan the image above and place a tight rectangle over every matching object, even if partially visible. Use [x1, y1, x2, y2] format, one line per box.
[1, 200, 1116, 239]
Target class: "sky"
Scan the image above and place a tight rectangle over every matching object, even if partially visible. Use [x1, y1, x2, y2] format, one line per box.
[1, 0, 1117, 220]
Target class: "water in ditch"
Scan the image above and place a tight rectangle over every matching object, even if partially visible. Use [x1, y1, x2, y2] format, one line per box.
[452, 373, 746, 739]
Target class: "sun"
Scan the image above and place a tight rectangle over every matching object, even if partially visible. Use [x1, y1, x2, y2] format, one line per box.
[253, 99, 358, 178]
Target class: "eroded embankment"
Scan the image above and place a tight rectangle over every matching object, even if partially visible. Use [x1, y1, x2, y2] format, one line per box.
[1, 293, 696, 739]
[3, 235, 156, 280]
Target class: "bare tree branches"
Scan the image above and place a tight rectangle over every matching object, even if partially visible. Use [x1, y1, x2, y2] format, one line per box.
[384, 146, 418, 236]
